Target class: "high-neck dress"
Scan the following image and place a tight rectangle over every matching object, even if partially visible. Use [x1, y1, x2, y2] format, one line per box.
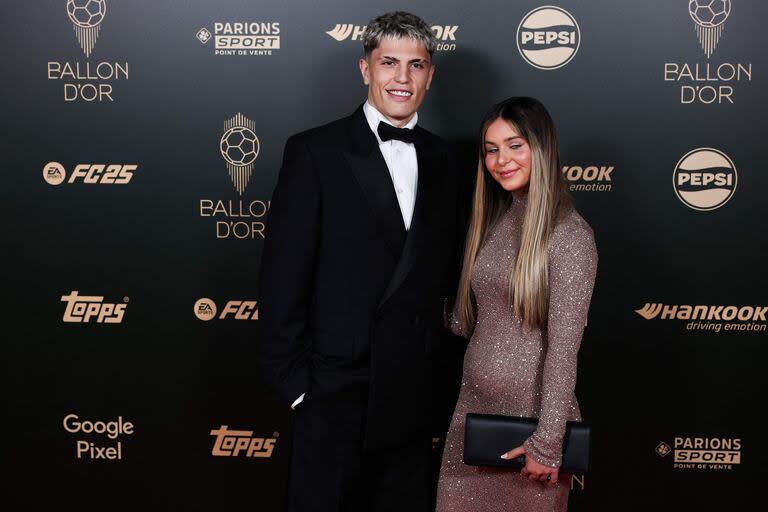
[436, 195, 597, 512]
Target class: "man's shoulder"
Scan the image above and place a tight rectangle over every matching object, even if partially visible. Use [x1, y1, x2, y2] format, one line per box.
[415, 126, 453, 154]
[285, 111, 357, 149]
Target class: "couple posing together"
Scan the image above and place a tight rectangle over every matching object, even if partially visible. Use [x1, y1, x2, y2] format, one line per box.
[257, 11, 598, 512]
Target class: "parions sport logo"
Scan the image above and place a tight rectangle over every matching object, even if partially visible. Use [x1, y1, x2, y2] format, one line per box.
[210, 425, 278, 458]
[193, 298, 259, 321]
[63, 413, 134, 461]
[43, 161, 138, 185]
[325, 23, 461, 51]
[196, 21, 280, 56]
[673, 148, 736, 211]
[516, 6, 580, 70]
[635, 302, 766, 333]
[198, 113, 271, 240]
[664, 2, 752, 104]
[48, 0, 130, 102]
[561, 165, 614, 192]
[655, 435, 741, 471]
[61, 291, 128, 324]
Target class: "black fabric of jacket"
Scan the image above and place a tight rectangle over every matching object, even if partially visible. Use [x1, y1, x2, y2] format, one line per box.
[257, 105, 464, 451]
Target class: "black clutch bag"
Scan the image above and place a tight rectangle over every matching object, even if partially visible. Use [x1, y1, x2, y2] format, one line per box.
[463, 413, 591, 474]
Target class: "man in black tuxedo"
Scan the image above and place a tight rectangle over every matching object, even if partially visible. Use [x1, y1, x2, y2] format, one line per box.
[257, 11, 464, 512]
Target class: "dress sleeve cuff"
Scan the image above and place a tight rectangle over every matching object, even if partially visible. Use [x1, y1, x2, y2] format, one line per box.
[523, 436, 562, 468]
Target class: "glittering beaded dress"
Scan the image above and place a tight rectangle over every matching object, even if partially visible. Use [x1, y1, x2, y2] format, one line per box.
[436, 195, 597, 512]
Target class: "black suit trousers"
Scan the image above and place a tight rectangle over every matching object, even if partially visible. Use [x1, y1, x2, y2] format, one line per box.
[287, 399, 432, 512]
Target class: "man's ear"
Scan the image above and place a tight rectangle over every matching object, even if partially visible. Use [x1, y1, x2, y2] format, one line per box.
[426, 63, 435, 90]
[359, 57, 370, 86]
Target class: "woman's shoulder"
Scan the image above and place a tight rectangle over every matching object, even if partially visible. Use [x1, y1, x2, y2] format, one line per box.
[550, 205, 596, 254]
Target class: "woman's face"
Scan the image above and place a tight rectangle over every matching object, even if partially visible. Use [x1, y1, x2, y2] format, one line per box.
[483, 117, 532, 193]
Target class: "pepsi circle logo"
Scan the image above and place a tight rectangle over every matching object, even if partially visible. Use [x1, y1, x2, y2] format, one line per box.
[673, 148, 737, 211]
[517, 6, 580, 70]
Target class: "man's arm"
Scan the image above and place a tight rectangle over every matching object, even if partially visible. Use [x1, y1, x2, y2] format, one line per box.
[256, 134, 320, 408]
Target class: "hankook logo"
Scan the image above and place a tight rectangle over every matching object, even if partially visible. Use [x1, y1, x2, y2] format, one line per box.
[516, 6, 580, 70]
[325, 24, 460, 51]
[561, 165, 614, 192]
[635, 302, 766, 333]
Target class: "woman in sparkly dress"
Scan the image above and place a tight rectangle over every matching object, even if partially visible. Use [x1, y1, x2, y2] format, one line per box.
[436, 97, 597, 512]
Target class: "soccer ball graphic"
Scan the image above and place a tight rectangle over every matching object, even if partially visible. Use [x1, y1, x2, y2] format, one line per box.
[67, 0, 106, 28]
[220, 127, 260, 166]
[688, 0, 731, 28]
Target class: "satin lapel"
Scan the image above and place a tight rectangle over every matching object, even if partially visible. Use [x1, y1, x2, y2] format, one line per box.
[378, 131, 442, 308]
[344, 107, 406, 258]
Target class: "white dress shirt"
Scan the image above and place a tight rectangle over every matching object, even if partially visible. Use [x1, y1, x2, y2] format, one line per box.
[291, 102, 421, 410]
[363, 100, 419, 230]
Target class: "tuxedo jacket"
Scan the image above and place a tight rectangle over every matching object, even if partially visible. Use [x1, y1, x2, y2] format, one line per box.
[257, 105, 464, 450]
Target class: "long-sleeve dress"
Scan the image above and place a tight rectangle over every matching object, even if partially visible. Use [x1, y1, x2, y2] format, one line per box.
[436, 195, 597, 512]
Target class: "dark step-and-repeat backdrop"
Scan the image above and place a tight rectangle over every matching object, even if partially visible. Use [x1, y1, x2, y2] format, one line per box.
[3, 1, 765, 510]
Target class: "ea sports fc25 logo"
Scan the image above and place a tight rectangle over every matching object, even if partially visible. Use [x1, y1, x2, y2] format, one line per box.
[43, 162, 137, 185]
[673, 148, 736, 211]
[517, 6, 580, 70]
[194, 298, 258, 321]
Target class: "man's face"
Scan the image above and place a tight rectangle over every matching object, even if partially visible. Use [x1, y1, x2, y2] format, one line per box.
[359, 36, 435, 127]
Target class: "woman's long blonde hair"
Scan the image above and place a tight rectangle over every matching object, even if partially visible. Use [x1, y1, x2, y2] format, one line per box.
[455, 97, 570, 333]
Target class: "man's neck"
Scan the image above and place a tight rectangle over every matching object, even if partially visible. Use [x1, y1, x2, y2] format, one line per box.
[365, 101, 417, 129]
[383, 115, 413, 128]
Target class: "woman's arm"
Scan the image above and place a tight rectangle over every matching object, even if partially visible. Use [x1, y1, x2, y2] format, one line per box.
[522, 216, 598, 468]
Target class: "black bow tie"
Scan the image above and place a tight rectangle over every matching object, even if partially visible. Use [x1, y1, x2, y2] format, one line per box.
[377, 121, 423, 145]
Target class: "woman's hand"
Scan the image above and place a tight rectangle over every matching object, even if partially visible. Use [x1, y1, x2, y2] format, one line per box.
[501, 446, 559, 486]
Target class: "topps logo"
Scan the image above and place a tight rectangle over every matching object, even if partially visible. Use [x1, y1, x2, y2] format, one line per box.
[61, 291, 127, 323]
[43, 161, 137, 186]
[210, 425, 278, 458]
